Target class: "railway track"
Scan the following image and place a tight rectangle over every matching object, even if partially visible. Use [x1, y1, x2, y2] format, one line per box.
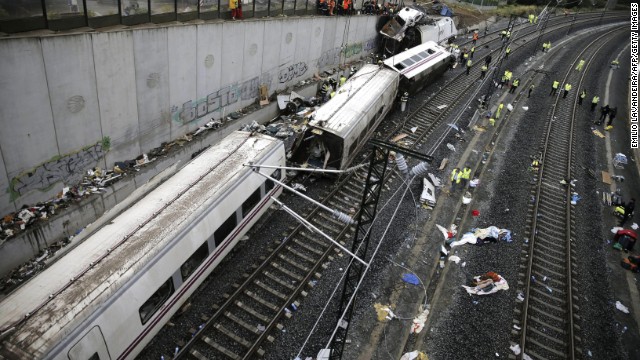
[167, 14, 627, 360]
[382, 11, 628, 156]
[514, 27, 626, 360]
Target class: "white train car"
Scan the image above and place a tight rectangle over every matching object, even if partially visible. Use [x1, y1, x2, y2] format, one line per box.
[0, 131, 285, 359]
[384, 40, 455, 94]
[380, 6, 457, 56]
[294, 64, 399, 170]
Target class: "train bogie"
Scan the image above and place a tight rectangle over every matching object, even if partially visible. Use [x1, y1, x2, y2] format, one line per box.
[0, 131, 285, 360]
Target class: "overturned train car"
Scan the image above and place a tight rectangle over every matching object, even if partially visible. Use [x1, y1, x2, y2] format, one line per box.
[292, 41, 453, 170]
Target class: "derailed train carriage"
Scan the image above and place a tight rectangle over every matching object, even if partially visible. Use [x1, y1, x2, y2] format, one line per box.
[292, 41, 454, 170]
[0, 131, 285, 359]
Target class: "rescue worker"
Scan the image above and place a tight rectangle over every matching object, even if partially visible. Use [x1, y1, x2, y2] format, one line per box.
[485, 54, 492, 66]
[528, 14, 535, 23]
[470, 46, 475, 59]
[598, 104, 610, 124]
[349, 66, 357, 78]
[319, 81, 331, 102]
[496, 103, 504, 119]
[505, 30, 511, 42]
[528, 84, 535, 98]
[530, 158, 540, 172]
[489, 117, 496, 126]
[330, 90, 336, 98]
[611, 59, 620, 69]
[480, 64, 488, 79]
[499, 73, 507, 89]
[578, 89, 587, 105]
[534, 15, 538, 23]
[550, 80, 559, 96]
[505, 46, 511, 59]
[562, 83, 572, 99]
[606, 107, 618, 128]
[449, 167, 461, 194]
[461, 167, 472, 189]
[472, 31, 479, 45]
[500, 29, 507, 39]
[590, 95, 600, 112]
[510, 78, 520, 94]
[575, 59, 585, 72]
[339, 74, 347, 87]
[466, 59, 473, 75]
[620, 198, 636, 226]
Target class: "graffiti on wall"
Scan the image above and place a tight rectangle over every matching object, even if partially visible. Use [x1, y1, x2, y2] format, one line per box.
[278, 62, 308, 83]
[171, 76, 265, 124]
[10, 142, 105, 199]
[316, 37, 377, 69]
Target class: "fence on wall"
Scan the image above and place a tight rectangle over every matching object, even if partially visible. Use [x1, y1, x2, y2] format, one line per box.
[0, 0, 370, 33]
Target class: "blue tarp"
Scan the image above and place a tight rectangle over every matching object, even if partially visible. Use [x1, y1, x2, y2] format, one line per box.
[440, 5, 453, 17]
[402, 273, 420, 285]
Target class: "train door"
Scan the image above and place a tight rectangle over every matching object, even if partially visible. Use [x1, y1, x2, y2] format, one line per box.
[68, 326, 111, 360]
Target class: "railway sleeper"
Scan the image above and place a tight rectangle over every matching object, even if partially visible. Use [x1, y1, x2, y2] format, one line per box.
[299, 231, 330, 248]
[285, 245, 318, 264]
[270, 261, 304, 281]
[529, 299, 566, 318]
[202, 335, 242, 360]
[264, 271, 296, 290]
[245, 290, 279, 311]
[528, 316, 567, 339]
[225, 311, 261, 334]
[235, 301, 271, 323]
[525, 337, 566, 358]
[189, 348, 207, 360]
[215, 323, 252, 348]
[254, 280, 288, 300]
[292, 238, 324, 256]
[277, 253, 310, 272]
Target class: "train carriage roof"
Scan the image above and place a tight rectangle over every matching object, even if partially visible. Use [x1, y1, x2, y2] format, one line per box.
[0, 131, 282, 357]
[384, 41, 452, 80]
[309, 64, 398, 138]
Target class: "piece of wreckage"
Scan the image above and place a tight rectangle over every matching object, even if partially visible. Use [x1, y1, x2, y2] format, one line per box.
[379, 5, 457, 57]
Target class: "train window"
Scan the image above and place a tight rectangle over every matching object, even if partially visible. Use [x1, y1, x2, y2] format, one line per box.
[214, 213, 237, 247]
[139, 278, 175, 325]
[410, 55, 422, 62]
[242, 188, 261, 217]
[395, 63, 406, 70]
[427, 49, 435, 55]
[348, 140, 358, 156]
[180, 242, 209, 281]
[265, 169, 281, 193]
[88, 354, 99, 360]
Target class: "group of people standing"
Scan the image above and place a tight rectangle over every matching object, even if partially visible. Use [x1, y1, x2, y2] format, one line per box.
[318, 0, 355, 15]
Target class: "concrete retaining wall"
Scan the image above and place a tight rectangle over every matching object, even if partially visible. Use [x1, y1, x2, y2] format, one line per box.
[0, 15, 379, 276]
[0, 15, 379, 216]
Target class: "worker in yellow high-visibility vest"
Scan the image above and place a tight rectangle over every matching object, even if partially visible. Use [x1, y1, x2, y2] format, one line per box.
[562, 83, 572, 99]
[550, 80, 559, 96]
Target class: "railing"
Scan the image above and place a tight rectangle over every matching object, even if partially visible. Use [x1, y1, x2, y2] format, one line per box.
[0, 0, 379, 34]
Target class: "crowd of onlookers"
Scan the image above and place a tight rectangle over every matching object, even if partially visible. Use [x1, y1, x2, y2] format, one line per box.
[316, 0, 399, 16]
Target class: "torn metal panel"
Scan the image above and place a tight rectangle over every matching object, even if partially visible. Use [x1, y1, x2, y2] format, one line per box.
[420, 177, 436, 206]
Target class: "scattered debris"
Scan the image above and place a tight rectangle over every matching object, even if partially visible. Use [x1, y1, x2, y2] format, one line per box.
[436, 224, 457, 240]
[522, 106, 529, 111]
[510, 344, 521, 355]
[410, 309, 430, 334]
[462, 192, 472, 204]
[469, 178, 480, 188]
[392, 133, 409, 142]
[402, 273, 421, 285]
[420, 178, 436, 206]
[462, 271, 509, 295]
[374, 303, 396, 321]
[446, 143, 456, 152]
[437, 104, 447, 109]
[428, 173, 442, 187]
[592, 129, 605, 138]
[291, 183, 307, 192]
[410, 126, 418, 133]
[570, 192, 581, 205]
[450, 226, 512, 247]
[615, 301, 630, 314]
[447, 123, 459, 131]
[448, 255, 461, 264]
[400, 351, 428, 360]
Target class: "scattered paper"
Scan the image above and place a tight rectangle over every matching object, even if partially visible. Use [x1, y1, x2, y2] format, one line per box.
[448, 255, 461, 264]
[447, 143, 456, 152]
[616, 301, 630, 313]
[522, 106, 529, 111]
[510, 344, 521, 355]
[374, 303, 396, 321]
[611, 226, 624, 234]
[592, 129, 605, 138]
[632, 223, 638, 230]
[410, 309, 430, 334]
[448, 123, 459, 131]
[507, 103, 514, 112]
[437, 104, 447, 109]
[411, 127, 418, 133]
